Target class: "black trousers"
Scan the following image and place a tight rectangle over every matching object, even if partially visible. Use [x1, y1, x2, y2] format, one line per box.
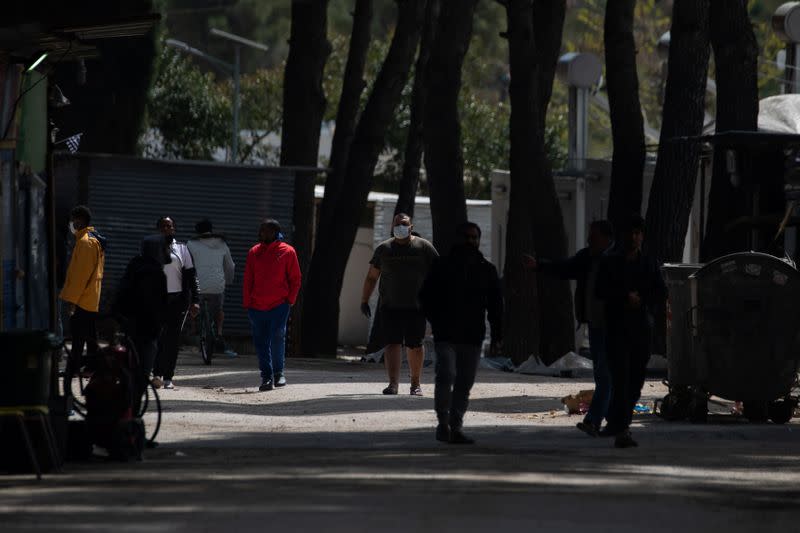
[69, 306, 98, 366]
[154, 293, 186, 381]
[605, 319, 651, 435]
[434, 343, 482, 430]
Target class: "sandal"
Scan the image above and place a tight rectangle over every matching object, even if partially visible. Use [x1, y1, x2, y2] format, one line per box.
[410, 384, 423, 396]
[382, 384, 398, 395]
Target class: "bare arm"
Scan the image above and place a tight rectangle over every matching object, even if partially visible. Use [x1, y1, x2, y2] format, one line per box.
[361, 265, 380, 304]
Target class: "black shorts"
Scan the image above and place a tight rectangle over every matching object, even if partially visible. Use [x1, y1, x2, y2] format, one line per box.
[377, 308, 427, 348]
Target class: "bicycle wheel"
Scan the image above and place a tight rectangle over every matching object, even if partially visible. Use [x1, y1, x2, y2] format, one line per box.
[200, 301, 214, 365]
[140, 381, 162, 444]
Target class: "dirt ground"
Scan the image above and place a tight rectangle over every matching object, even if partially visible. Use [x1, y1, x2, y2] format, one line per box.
[2, 350, 799, 532]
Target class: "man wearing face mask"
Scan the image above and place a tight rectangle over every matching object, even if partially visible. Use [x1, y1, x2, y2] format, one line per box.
[153, 216, 200, 390]
[243, 219, 302, 391]
[361, 213, 438, 396]
[419, 222, 502, 444]
[60, 205, 106, 381]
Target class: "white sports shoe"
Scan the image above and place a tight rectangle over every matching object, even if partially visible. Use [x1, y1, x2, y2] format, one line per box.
[163, 380, 175, 389]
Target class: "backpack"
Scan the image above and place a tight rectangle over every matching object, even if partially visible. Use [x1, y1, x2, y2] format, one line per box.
[83, 343, 145, 461]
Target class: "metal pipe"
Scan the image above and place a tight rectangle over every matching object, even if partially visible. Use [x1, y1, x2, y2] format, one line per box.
[232, 45, 240, 163]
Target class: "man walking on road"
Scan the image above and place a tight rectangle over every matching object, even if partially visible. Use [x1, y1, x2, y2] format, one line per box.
[361, 213, 438, 396]
[596, 214, 666, 449]
[154, 216, 200, 390]
[243, 219, 301, 391]
[60, 205, 106, 381]
[420, 222, 502, 444]
[523, 220, 615, 437]
[188, 218, 237, 357]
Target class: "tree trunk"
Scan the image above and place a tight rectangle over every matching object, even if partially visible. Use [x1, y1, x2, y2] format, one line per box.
[301, 0, 427, 356]
[395, 0, 440, 218]
[423, 0, 478, 253]
[645, 0, 710, 262]
[702, 0, 759, 261]
[281, 0, 331, 355]
[604, 0, 646, 234]
[503, 0, 572, 366]
[530, 0, 574, 364]
[321, 0, 373, 226]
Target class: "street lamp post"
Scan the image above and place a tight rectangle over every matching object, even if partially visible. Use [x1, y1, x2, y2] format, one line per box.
[166, 29, 267, 163]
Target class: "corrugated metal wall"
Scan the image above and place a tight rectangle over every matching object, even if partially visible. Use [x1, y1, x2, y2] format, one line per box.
[55, 154, 295, 336]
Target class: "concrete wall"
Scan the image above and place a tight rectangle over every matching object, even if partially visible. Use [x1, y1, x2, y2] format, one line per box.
[338, 227, 375, 346]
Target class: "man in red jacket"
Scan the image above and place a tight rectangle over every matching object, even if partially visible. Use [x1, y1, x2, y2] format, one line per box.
[243, 219, 302, 391]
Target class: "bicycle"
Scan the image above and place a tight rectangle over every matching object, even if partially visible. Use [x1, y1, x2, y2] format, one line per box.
[196, 298, 216, 365]
[59, 335, 162, 446]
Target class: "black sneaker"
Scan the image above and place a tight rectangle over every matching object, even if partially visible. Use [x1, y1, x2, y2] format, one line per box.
[435, 424, 450, 443]
[259, 379, 274, 392]
[614, 431, 638, 449]
[275, 374, 287, 387]
[382, 384, 398, 395]
[449, 429, 475, 445]
[576, 421, 600, 438]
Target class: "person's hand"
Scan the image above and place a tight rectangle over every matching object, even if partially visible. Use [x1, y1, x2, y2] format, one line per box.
[360, 302, 371, 318]
[67, 304, 76, 317]
[522, 254, 537, 270]
[627, 292, 641, 309]
[190, 303, 200, 318]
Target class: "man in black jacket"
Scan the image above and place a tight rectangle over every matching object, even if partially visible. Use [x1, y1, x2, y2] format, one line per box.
[523, 220, 614, 437]
[114, 235, 169, 411]
[596, 214, 667, 449]
[420, 222, 503, 445]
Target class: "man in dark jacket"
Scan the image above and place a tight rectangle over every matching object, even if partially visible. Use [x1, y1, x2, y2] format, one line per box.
[114, 235, 169, 411]
[596, 214, 667, 449]
[420, 222, 503, 445]
[523, 220, 614, 437]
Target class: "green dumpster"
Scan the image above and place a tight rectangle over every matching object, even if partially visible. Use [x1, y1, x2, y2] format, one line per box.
[0, 330, 61, 406]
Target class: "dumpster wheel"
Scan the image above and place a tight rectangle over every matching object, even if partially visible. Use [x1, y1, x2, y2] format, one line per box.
[767, 397, 796, 425]
[688, 390, 709, 424]
[658, 391, 690, 421]
[743, 401, 769, 423]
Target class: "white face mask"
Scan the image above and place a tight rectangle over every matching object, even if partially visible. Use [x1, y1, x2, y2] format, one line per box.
[68, 221, 78, 235]
[392, 225, 411, 240]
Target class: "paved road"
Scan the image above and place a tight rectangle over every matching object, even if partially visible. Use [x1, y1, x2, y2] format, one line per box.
[2, 352, 799, 532]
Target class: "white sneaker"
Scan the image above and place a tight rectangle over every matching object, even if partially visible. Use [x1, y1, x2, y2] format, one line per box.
[163, 380, 175, 389]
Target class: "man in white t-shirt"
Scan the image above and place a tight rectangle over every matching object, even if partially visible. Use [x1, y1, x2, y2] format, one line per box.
[153, 216, 200, 389]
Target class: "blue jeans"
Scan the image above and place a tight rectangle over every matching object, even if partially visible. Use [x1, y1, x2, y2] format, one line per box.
[584, 326, 612, 428]
[248, 304, 290, 381]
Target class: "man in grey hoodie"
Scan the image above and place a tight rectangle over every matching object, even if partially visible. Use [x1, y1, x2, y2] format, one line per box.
[188, 219, 236, 356]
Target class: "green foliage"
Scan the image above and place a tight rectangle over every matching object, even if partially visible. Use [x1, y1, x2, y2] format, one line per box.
[144, 45, 231, 160]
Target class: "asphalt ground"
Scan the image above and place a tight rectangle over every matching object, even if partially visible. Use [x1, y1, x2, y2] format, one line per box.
[2, 351, 799, 532]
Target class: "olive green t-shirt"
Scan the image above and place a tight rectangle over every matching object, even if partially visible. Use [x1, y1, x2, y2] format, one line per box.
[370, 237, 439, 310]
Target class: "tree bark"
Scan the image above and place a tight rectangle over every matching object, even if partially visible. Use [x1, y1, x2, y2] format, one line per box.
[281, 0, 331, 355]
[645, 0, 710, 262]
[301, 0, 427, 356]
[394, 0, 440, 218]
[423, 0, 478, 253]
[604, 0, 646, 234]
[503, 0, 573, 365]
[530, 0, 574, 364]
[702, 0, 759, 261]
[321, 0, 374, 227]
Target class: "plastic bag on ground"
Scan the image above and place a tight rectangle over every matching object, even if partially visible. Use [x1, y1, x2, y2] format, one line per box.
[516, 352, 594, 377]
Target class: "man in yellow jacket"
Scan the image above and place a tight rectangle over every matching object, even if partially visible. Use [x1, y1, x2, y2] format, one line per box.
[60, 205, 106, 369]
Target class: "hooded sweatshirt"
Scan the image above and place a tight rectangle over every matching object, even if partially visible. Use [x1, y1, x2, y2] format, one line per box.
[60, 226, 107, 312]
[187, 234, 235, 294]
[114, 235, 168, 338]
[243, 240, 301, 311]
